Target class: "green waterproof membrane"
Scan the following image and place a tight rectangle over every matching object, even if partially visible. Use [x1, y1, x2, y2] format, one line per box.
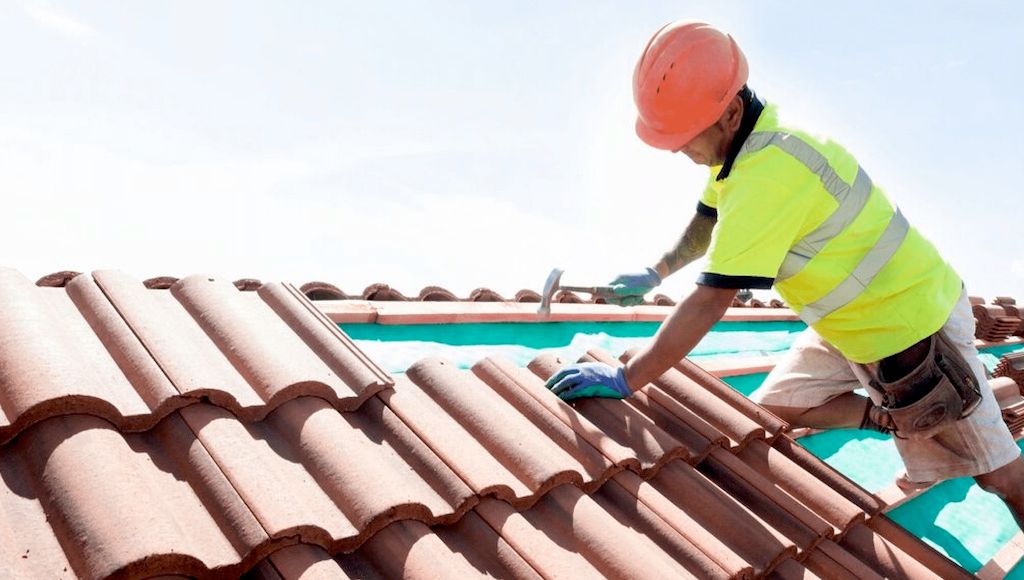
[803, 432, 1024, 573]
[885, 440, 1024, 573]
[341, 320, 806, 374]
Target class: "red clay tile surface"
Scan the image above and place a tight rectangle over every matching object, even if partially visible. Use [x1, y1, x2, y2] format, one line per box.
[0, 269, 981, 578]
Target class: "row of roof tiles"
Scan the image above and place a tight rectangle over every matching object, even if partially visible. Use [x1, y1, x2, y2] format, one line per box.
[0, 269, 985, 578]
[31, 270, 789, 308]
[0, 268, 391, 443]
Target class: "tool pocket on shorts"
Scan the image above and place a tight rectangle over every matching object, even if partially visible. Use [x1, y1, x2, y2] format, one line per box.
[885, 375, 964, 439]
[870, 332, 983, 440]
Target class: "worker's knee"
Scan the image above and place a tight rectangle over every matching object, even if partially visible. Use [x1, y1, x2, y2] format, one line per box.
[760, 403, 811, 427]
[975, 457, 1024, 499]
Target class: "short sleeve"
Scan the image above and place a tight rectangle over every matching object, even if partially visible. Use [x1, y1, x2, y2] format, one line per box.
[697, 154, 817, 290]
[699, 167, 721, 214]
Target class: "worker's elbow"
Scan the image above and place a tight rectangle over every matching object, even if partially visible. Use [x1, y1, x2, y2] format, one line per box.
[695, 284, 737, 310]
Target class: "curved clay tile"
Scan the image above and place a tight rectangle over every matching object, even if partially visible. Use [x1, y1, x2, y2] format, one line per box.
[994, 296, 1017, 306]
[769, 299, 786, 309]
[299, 281, 350, 301]
[362, 283, 409, 301]
[653, 294, 676, 307]
[969, 295, 986, 306]
[749, 299, 766, 308]
[730, 297, 746, 308]
[973, 304, 1021, 342]
[999, 304, 1024, 336]
[995, 353, 1024, 389]
[35, 271, 82, 287]
[143, 276, 180, 290]
[233, 279, 263, 292]
[514, 289, 542, 303]
[554, 290, 585, 304]
[417, 286, 459, 302]
[468, 288, 506, 303]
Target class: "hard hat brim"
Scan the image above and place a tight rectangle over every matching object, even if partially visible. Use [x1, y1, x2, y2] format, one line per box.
[635, 116, 703, 151]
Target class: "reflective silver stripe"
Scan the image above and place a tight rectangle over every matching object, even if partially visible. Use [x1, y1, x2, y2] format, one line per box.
[777, 168, 873, 280]
[738, 132, 874, 282]
[799, 208, 910, 325]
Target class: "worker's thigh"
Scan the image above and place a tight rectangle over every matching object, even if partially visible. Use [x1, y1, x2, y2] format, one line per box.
[754, 291, 1020, 483]
[750, 327, 862, 409]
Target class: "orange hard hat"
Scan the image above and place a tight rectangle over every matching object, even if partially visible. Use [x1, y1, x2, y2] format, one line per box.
[633, 21, 748, 150]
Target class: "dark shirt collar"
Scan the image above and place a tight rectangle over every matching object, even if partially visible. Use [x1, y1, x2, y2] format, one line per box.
[715, 88, 765, 181]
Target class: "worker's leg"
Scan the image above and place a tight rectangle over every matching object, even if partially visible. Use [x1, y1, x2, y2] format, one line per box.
[752, 328, 869, 428]
[872, 291, 1020, 489]
[762, 392, 869, 429]
[976, 457, 1024, 529]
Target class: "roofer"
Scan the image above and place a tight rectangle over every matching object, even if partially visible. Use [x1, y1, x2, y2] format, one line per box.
[546, 20, 1024, 526]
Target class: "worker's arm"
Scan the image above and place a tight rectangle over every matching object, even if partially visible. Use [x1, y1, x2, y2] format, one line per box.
[607, 211, 717, 305]
[623, 283, 736, 389]
[653, 211, 717, 280]
[546, 284, 736, 400]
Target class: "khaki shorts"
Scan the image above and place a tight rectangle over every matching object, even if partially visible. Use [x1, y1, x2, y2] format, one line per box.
[751, 291, 1020, 483]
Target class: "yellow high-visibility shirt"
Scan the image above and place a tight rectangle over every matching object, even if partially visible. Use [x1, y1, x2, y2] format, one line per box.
[698, 102, 961, 363]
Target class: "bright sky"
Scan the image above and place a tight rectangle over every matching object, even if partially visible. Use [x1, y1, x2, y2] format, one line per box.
[2, 1, 1022, 302]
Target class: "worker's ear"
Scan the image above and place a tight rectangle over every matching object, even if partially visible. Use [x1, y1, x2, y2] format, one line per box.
[722, 95, 744, 133]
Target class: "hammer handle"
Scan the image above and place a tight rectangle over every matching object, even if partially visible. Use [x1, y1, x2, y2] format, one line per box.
[559, 285, 616, 297]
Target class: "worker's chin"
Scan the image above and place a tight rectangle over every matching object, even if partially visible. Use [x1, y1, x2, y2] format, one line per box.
[683, 152, 707, 165]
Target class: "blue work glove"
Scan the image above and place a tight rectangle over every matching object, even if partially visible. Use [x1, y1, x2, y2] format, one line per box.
[607, 267, 661, 306]
[545, 362, 632, 401]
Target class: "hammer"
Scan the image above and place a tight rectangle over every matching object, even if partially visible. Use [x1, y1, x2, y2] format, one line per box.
[537, 268, 617, 317]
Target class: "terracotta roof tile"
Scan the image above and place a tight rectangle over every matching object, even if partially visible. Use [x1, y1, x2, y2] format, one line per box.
[974, 303, 1022, 342]
[290, 280, 799, 308]
[468, 287, 506, 302]
[514, 289, 542, 303]
[416, 285, 459, 301]
[0, 267, 974, 577]
[143, 275, 179, 289]
[233, 277, 263, 291]
[529, 352, 717, 473]
[5, 413, 271, 579]
[389, 358, 612, 507]
[0, 269, 391, 442]
[618, 351, 775, 449]
[179, 399, 476, 548]
[361, 283, 409, 301]
[843, 517, 975, 579]
[737, 439, 865, 537]
[298, 281, 351, 300]
[553, 289, 586, 303]
[797, 539, 886, 579]
[996, 352, 1024, 391]
[652, 293, 676, 306]
[34, 270, 83, 287]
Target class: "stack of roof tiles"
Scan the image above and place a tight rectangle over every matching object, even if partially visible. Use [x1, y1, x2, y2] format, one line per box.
[0, 269, 971, 579]
[993, 297, 1024, 337]
[973, 303, 1023, 342]
[992, 376, 1024, 436]
[996, 352, 1024, 393]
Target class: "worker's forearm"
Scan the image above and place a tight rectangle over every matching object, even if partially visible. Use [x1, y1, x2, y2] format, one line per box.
[653, 213, 716, 279]
[623, 285, 735, 390]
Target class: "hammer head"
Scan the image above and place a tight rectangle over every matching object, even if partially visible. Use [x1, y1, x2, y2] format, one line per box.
[537, 268, 564, 318]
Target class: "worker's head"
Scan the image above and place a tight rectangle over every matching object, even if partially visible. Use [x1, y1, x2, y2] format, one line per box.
[633, 21, 748, 163]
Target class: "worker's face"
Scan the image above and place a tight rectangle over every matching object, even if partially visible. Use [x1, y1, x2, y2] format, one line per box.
[675, 122, 730, 166]
[674, 96, 744, 167]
